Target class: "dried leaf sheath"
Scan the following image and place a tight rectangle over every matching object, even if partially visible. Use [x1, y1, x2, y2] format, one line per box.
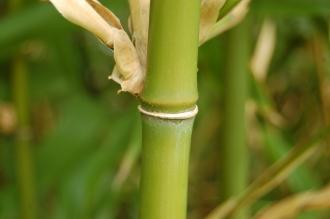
[49, 0, 144, 94]
[255, 184, 330, 219]
[86, 0, 122, 30]
[200, 0, 251, 45]
[111, 30, 144, 94]
[49, 0, 250, 95]
[129, 0, 150, 71]
[199, 0, 226, 43]
[49, 0, 119, 46]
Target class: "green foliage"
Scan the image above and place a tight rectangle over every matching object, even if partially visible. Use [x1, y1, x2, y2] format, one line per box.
[0, 0, 330, 218]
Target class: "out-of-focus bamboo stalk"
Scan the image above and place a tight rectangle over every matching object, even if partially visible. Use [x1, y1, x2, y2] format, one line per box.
[221, 18, 249, 219]
[12, 57, 38, 219]
[9, 2, 37, 218]
[311, 34, 330, 155]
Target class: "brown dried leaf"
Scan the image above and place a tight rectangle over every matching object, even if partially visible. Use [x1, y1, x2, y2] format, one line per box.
[49, 0, 118, 47]
[255, 184, 330, 219]
[128, 0, 231, 64]
[0, 103, 17, 135]
[199, 0, 226, 43]
[200, 0, 250, 45]
[86, 0, 122, 29]
[49, 0, 249, 94]
[49, 0, 144, 94]
[111, 30, 144, 94]
[251, 19, 277, 83]
[205, 128, 330, 219]
[128, 0, 150, 70]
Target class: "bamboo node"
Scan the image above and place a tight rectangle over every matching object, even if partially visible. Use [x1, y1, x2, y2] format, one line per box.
[138, 105, 198, 120]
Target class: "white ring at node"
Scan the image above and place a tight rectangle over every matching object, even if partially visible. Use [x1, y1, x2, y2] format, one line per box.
[138, 105, 198, 120]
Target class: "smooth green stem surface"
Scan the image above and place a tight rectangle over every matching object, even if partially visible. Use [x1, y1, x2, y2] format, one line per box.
[141, 0, 200, 111]
[139, 0, 200, 218]
[12, 57, 37, 219]
[221, 19, 249, 219]
[139, 117, 194, 219]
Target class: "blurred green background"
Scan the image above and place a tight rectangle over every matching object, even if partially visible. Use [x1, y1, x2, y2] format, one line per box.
[1, 0, 330, 218]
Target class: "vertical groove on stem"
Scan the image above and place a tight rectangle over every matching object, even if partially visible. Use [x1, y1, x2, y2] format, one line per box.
[221, 18, 249, 219]
[139, 0, 200, 219]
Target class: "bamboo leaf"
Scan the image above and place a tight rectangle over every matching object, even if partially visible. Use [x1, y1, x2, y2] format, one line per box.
[49, 0, 144, 94]
[199, 0, 226, 45]
[205, 128, 330, 219]
[254, 184, 330, 219]
[111, 29, 144, 94]
[48, 0, 248, 94]
[200, 0, 250, 45]
[49, 0, 120, 47]
[251, 19, 277, 83]
[218, 0, 241, 18]
[128, 0, 150, 71]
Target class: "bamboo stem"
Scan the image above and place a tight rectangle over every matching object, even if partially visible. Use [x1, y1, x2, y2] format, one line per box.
[139, 118, 194, 219]
[139, 0, 200, 218]
[12, 57, 37, 219]
[9, 2, 37, 218]
[221, 18, 249, 219]
[140, 0, 200, 111]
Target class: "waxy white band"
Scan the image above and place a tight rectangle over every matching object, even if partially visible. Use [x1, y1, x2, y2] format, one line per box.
[138, 105, 198, 120]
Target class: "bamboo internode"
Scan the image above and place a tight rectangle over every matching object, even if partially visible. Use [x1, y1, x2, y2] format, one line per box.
[138, 105, 198, 120]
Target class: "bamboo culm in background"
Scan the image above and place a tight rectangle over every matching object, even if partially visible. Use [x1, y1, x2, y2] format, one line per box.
[10, 2, 37, 219]
[221, 18, 249, 219]
[12, 57, 38, 219]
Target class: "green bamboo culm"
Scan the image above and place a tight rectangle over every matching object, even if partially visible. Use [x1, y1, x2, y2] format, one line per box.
[221, 19, 249, 219]
[10, 2, 37, 219]
[139, 0, 200, 218]
[12, 57, 38, 219]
